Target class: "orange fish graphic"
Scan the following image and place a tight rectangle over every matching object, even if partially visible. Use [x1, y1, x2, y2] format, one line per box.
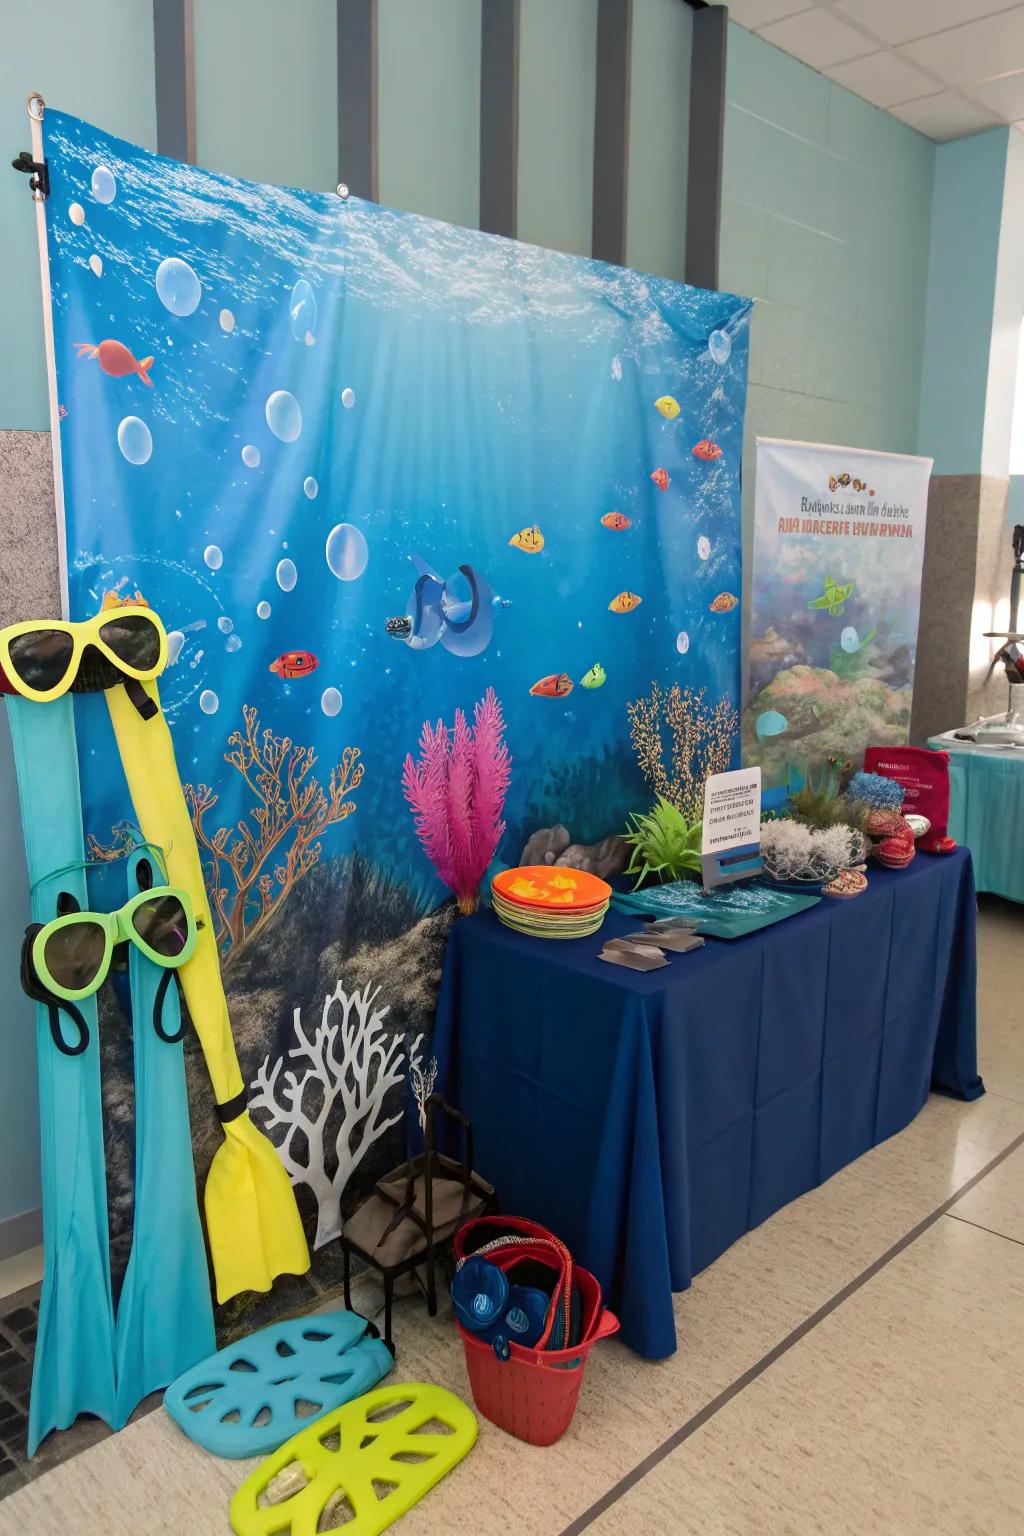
[600, 511, 631, 531]
[75, 339, 154, 387]
[269, 650, 319, 679]
[709, 592, 738, 613]
[692, 439, 722, 461]
[508, 525, 544, 553]
[529, 673, 573, 698]
[609, 591, 642, 614]
[650, 468, 670, 492]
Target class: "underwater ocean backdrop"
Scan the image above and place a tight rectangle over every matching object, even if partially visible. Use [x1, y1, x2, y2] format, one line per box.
[42, 109, 750, 1286]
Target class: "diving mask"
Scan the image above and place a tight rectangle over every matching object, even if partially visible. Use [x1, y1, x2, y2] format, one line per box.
[23, 882, 196, 1004]
[0, 601, 167, 702]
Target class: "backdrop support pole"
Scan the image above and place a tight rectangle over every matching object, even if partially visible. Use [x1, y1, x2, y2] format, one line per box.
[25, 93, 70, 619]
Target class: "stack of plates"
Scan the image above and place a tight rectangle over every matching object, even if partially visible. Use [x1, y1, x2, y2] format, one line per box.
[491, 866, 612, 939]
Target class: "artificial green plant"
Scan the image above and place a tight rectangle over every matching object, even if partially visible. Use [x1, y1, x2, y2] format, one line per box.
[623, 795, 703, 889]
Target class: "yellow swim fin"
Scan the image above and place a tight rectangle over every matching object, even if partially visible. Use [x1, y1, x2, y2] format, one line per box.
[106, 678, 309, 1301]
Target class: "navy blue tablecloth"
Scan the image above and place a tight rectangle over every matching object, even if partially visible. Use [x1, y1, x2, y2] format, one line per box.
[432, 848, 982, 1359]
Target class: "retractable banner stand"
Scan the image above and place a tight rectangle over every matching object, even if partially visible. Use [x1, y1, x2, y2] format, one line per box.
[38, 108, 750, 1279]
[744, 438, 932, 784]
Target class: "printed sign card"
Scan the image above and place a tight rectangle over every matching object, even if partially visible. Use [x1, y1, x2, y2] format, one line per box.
[701, 767, 762, 890]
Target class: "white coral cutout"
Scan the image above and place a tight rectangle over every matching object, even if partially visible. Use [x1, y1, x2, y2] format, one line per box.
[250, 979, 422, 1249]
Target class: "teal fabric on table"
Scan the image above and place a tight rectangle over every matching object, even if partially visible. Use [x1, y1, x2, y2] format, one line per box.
[114, 845, 215, 1424]
[5, 696, 117, 1453]
[433, 849, 982, 1359]
[929, 737, 1024, 904]
[612, 880, 820, 936]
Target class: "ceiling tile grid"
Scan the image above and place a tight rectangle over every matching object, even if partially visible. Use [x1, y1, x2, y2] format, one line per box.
[724, 0, 1024, 141]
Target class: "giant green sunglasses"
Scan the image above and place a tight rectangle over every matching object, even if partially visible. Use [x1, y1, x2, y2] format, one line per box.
[25, 886, 196, 1004]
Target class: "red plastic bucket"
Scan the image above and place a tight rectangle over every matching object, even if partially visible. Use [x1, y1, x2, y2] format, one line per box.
[453, 1216, 620, 1445]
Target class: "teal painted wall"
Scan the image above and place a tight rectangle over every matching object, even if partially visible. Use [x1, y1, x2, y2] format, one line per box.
[0, 0, 157, 433]
[1008, 476, 1024, 528]
[193, 0, 338, 193]
[518, 0, 597, 257]
[720, 23, 934, 470]
[0, 0, 158, 1235]
[917, 129, 1008, 476]
[626, 0, 692, 283]
[378, 0, 482, 228]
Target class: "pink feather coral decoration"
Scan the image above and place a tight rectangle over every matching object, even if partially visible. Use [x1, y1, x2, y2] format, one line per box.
[402, 688, 512, 914]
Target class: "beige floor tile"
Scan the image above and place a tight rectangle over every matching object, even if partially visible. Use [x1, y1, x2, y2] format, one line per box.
[948, 1142, 1024, 1247]
[1, 906, 1021, 1535]
[587, 1217, 1024, 1536]
[4, 1092, 1020, 1536]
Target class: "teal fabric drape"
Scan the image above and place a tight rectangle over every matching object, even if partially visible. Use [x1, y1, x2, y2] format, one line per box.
[933, 740, 1024, 904]
[5, 696, 116, 1453]
[6, 696, 213, 1449]
[114, 846, 215, 1422]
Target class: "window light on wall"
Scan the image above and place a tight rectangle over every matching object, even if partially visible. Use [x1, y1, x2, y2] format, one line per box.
[1009, 316, 1024, 475]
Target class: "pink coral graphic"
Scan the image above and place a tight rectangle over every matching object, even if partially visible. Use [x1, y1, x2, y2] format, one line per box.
[402, 687, 511, 915]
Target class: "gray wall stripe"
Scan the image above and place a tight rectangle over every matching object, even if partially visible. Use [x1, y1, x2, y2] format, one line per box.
[337, 0, 379, 200]
[153, 0, 196, 165]
[480, 0, 521, 239]
[685, 2, 727, 290]
[592, 0, 633, 266]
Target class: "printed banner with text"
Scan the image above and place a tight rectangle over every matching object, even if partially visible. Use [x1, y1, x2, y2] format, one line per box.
[744, 437, 932, 781]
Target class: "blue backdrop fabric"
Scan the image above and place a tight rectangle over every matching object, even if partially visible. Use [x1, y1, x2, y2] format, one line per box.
[39, 107, 751, 1264]
[43, 109, 750, 880]
[433, 850, 982, 1359]
[37, 111, 752, 1259]
[930, 739, 1024, 904]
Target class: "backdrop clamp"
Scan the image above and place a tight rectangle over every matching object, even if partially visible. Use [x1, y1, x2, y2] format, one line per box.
[12, 150, 49, 200]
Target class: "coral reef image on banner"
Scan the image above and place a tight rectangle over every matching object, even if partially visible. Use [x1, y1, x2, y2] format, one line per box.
[41, 109, 751, 1271]
[745, 438, 932, 787]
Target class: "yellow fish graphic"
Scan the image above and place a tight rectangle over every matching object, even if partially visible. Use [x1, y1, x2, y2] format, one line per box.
[609, 591, 642, 614]
[807, 576, 854, 617]
[709, 592, 739, 613]
[548, 874, 578, 891]
[509, 525, 544, 553]
[509, 877, 540, 899]
[654, 396, 680, 420]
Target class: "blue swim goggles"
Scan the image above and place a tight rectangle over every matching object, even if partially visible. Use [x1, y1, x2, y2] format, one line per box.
[450, 1254, 549, 1360]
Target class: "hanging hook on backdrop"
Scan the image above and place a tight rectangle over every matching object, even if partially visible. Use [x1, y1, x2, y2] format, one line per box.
[13, 93, 48, 199]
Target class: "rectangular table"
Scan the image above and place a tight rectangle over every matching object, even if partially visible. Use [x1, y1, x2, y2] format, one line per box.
[432, 849, 982, 1359]
[930, 733, 1024, 904]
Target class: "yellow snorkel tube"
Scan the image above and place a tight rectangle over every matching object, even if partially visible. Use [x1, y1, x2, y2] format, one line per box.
[106, 676, 310, 1301]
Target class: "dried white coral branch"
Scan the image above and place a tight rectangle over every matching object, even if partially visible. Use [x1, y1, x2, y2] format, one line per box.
[761, 819, 866, 884]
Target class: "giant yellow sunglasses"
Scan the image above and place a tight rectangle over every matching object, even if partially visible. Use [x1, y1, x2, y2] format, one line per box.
[0, 602, 167, 702]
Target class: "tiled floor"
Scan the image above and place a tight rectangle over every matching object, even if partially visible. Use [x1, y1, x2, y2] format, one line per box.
[0, 894, 1021, 1534]
[0, 1298, 36, 1481]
